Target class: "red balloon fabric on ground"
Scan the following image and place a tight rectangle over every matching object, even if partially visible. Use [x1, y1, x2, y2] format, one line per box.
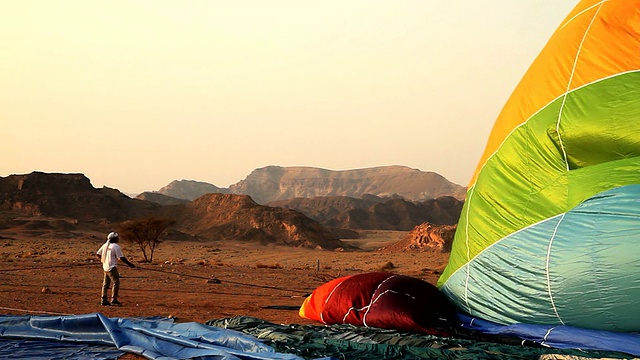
[299, 272, 454, 336]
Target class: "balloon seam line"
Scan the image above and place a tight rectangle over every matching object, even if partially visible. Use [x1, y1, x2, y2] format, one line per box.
[444, 213, 565, 291]
[546, 213, 566, 325]
[321, 279, 347, 324]
[463, 184, 475, 314]
[471, 69, 639, 191]
[556, 2, 604, 172]
[559, 1, 607, 31]
[362, 275, 399, 327]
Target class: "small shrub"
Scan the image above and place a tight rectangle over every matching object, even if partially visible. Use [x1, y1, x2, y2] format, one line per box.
[380, 261, 396, 272]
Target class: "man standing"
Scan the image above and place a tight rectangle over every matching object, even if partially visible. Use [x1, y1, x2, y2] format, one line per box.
[96, 231, 136, 306]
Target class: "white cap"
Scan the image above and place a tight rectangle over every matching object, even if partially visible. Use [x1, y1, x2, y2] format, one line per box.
[107, 232, 119, 240]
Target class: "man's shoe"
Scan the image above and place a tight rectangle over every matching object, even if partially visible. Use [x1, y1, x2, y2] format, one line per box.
[110, 300, 122, 306]
[100, 300, 111, 306]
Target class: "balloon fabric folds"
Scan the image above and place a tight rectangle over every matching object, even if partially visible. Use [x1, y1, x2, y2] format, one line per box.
[437, 0, 640, 332]
[300, 272, 457, 336]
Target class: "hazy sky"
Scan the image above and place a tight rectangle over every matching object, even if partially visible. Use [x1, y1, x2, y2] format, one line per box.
[2, 1, 578, 194]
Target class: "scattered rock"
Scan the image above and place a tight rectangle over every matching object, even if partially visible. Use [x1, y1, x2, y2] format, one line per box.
[380, 261, 396, 272]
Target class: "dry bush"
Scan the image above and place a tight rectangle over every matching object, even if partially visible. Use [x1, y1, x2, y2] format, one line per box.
[119, 217, 175, 264]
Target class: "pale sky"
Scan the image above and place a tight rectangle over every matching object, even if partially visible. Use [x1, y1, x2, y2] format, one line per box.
[1, 1, 578, 194]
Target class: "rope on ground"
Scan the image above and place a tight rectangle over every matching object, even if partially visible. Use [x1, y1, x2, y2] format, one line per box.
[0, 306, 71, 316]
[0, 263, 98, 272]
[260, 305, 301, 310]
[137, 266, 313, 295]
[0, 281, 302, 298]
[1, 262, 314, 295]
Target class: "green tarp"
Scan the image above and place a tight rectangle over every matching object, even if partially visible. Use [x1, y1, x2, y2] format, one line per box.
[207, 317, 632, 360]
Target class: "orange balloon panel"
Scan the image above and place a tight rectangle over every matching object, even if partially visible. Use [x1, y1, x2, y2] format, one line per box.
[469, 0, 640, 187]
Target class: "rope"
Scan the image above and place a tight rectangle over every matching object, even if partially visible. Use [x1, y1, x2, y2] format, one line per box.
[0, 263, 98, 272]
[0, 306, 71, 316]
[0, 282, 302, 298]
[136, 267, 313, 294]
[1, 262, 314, 295]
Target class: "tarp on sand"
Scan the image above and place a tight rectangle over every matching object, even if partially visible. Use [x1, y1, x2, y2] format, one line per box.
[1, 313, 639, 359]
[0, 313, 308, 360]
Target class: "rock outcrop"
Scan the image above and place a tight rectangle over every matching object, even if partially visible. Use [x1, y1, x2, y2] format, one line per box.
[379, 222, 457, 253]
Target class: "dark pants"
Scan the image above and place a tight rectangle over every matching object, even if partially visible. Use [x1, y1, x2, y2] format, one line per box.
[101, 267, 120, 302]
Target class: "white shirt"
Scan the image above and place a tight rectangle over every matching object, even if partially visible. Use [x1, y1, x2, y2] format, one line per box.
[96, 241, 124, 271]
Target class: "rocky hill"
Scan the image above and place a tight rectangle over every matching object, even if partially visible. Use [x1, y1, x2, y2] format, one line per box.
[379, 222, 457, 253]
[159, 193, 348, 249]
[157, 180, 229, 200]
[270, 196, 463, 231]
[152, 166, 466, 204]
[268, 196, 378, 223]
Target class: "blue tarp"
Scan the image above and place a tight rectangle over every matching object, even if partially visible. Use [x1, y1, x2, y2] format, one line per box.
[458, 314, 640, 357]
[0, 313, 310, 360]
[0, 338, 124, 360]
[2, 312, 639, 359]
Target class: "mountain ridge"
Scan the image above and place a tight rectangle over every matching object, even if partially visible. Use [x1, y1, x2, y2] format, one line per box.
[154, 165, 466, 204]
[0, 167, 466, 251]
[0, 172, 347, 249]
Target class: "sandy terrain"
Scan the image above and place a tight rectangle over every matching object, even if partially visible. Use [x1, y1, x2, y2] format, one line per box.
[0, 230, 450, 326]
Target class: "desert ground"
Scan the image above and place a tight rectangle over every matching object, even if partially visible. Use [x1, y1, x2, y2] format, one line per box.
[0, 230, 450, 327]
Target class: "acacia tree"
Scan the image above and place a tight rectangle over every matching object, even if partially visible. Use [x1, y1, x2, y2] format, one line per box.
[118, 217, 175, 263]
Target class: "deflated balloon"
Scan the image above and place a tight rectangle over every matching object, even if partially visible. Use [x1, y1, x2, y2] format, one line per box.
[438, 0, 640, 332]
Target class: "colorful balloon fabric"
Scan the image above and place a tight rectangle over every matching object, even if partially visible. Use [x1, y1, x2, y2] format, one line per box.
[437, 0, 640, 332]
[299, 272, 455, 336]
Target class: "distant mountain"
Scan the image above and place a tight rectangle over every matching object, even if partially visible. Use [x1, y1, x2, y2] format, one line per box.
[0, 170, 465, 246]
[153, 166, 466, 204]
[0, 172, 344, 249]
[268, 196, 379, 223]
[269, 196, 463, 231]
[157, 180, 229, 200]
[136, 192, 189, 206]
[229, 165, 465, 204]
